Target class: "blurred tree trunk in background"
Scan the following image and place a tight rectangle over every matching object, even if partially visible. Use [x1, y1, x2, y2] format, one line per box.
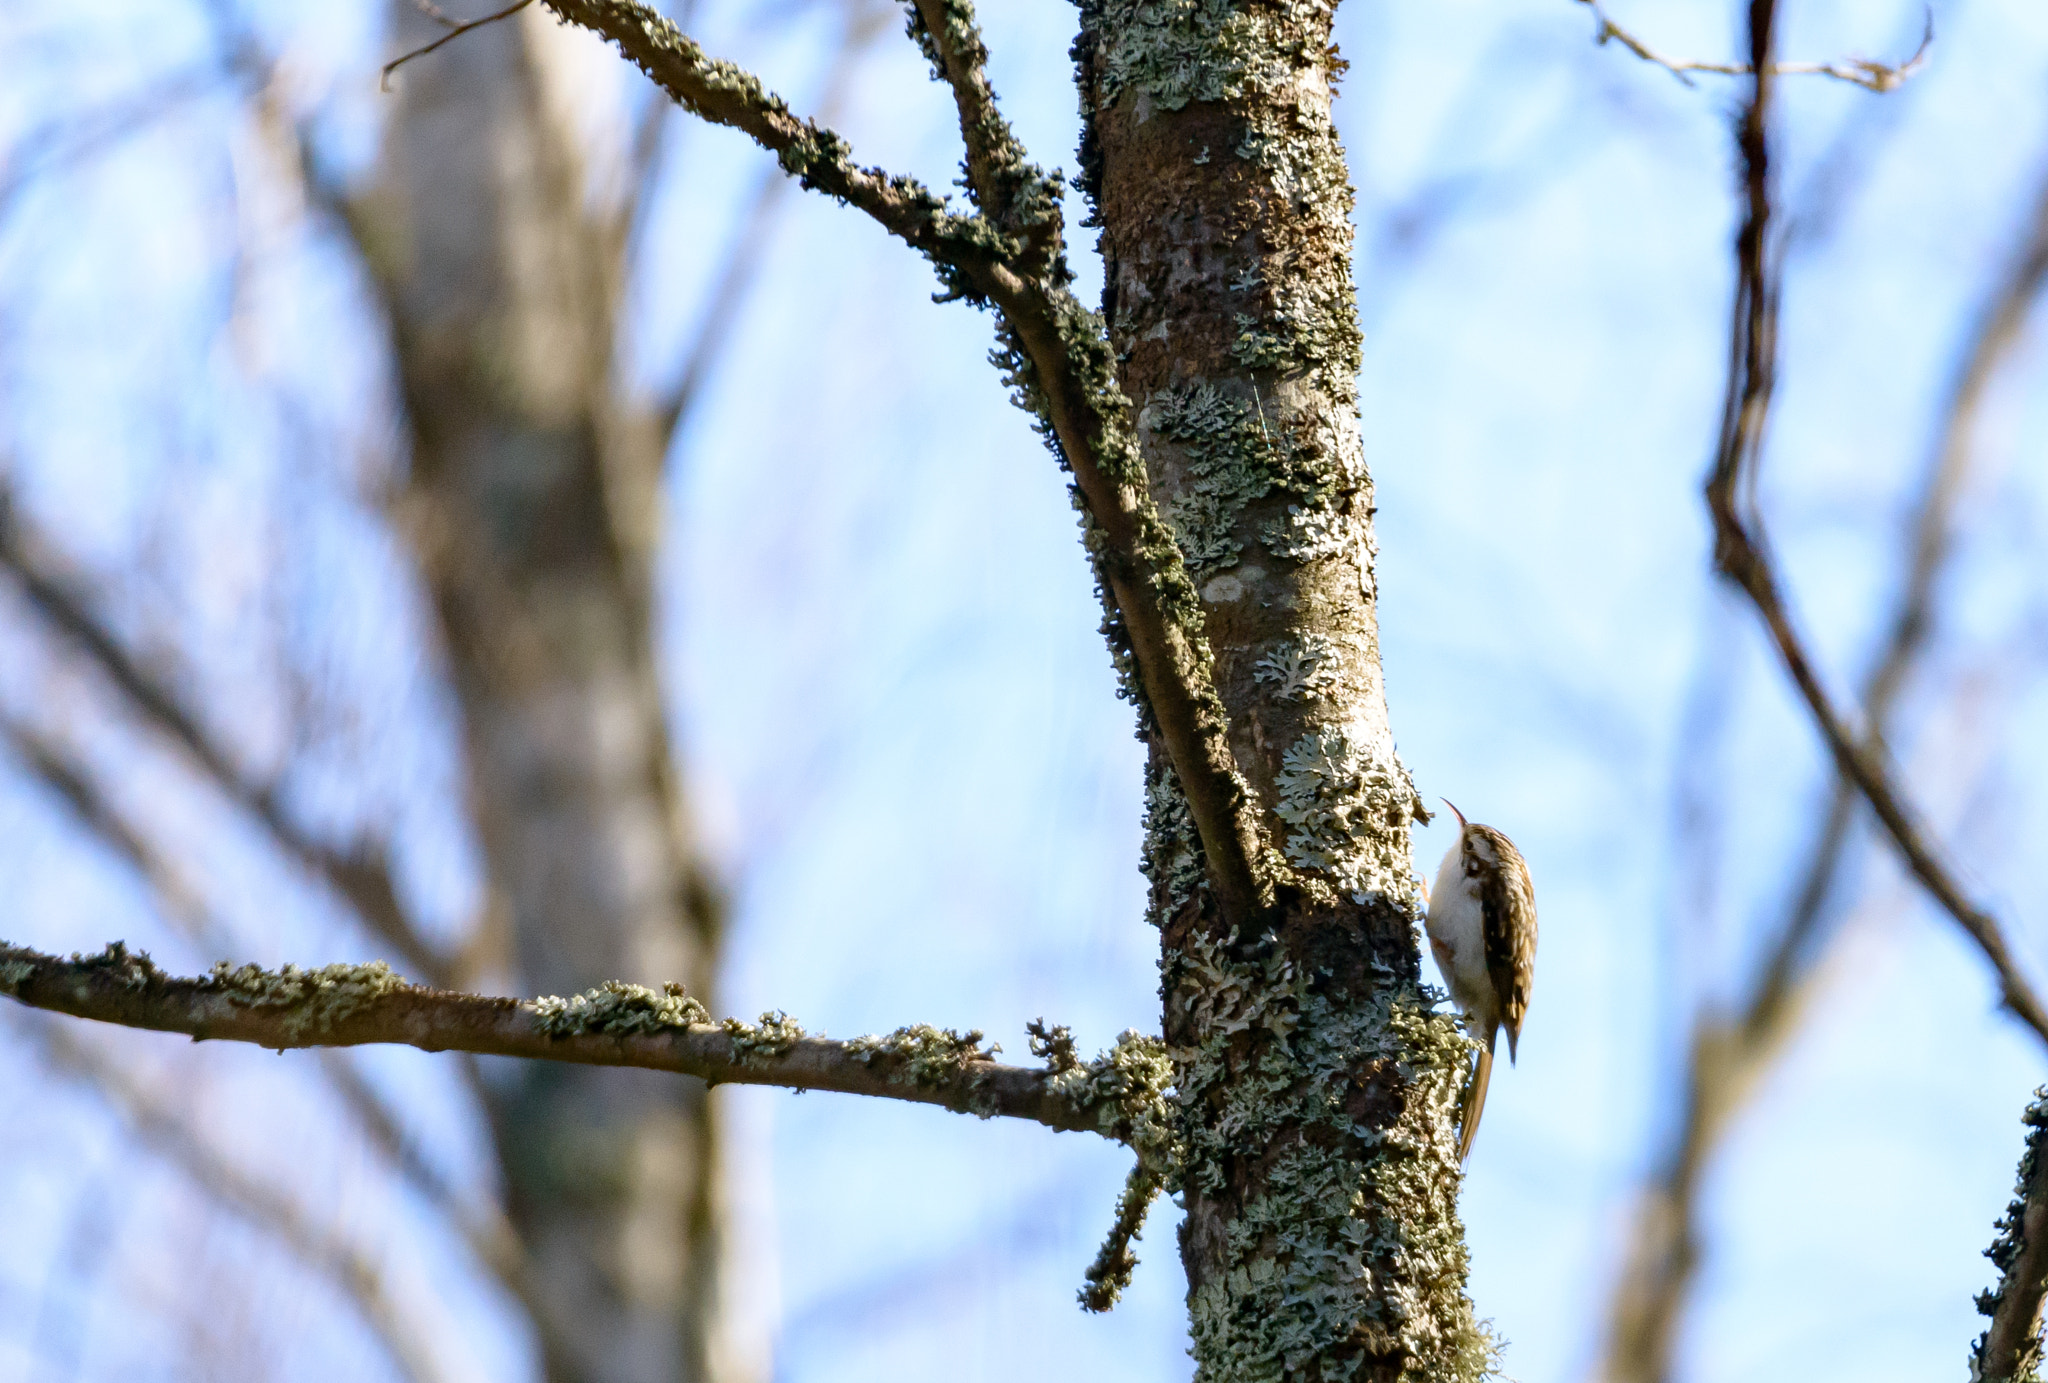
[353, 7, 732, 1381]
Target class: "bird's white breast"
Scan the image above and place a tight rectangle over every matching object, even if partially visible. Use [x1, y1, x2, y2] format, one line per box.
[1425, 836, 1492, 1020]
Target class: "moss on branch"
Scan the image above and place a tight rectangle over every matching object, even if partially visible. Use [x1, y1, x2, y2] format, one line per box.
[0, 940, 1170, 1146]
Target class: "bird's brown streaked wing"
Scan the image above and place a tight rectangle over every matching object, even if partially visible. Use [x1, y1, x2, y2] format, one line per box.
[1476, 825, 1537, 1053]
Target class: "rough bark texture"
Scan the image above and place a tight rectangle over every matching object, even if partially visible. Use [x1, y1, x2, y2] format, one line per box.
[353, 9, 733, 1382]
[1073, 3, 1487, 1379]
[0, 940, 1175, 1145]
[1975, 1091, 2048, 1383]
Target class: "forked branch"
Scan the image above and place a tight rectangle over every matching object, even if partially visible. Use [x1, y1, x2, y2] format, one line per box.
[1603, 121, 2048, 1383]
[0, 939, 1173, 1147]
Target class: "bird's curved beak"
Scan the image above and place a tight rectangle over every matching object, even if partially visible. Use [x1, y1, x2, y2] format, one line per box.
[1440, 798, 1467, 830]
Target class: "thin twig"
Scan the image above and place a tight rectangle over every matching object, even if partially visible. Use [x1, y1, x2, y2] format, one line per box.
[0, 939, 1170, 1147]
[15, 1018, 445, 1383]
[382, 0, 535, 91]
[1702, 0, 2048, 1052]
[1577, 1, 1932, 94]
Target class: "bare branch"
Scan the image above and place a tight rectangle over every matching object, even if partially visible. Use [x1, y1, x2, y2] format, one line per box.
[1975, 1090, 2048, 1383]
[1577, 0, 1931, 94]
[1702, 0, 2048, 1052]
[18, 1018, 445, 1383]
[1604, 138, 2048, 1383]
[539, 0, 1274, 923]
[382, 0, 535, 90]
[0, 939, 1174, 1147]
[0, 495, 452, 986]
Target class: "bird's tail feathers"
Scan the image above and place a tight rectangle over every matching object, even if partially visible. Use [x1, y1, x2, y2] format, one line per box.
[1457, 1026, 1497, 1163]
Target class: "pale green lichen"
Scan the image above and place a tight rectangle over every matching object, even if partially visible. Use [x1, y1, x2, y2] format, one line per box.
[1080, 1160, 1165, 1312]
[1143, 381, 1360, 580]
[721, 1010, 806, 1062]
[1145, 382, 1282, 576]
[1972, 1088, 2048, 1382]
[1253, 635, 1344, 702]
[1062, 1017, 1177, 1313]
[1260, 500, 1357, 563]
[1143, 757, 1210, 919]
[1048, 1028, 1179, 1174]
[1172, 933, 1493, 1381]
[1273, 727, 1421, 904]
[1027, 1018, 1082, 1072]
[530, 980, 710, 1038]
[846, 1024, 996, 1088]
[1083, 0, 1324, 113]
[206, 958, 406, 1038]
[0, 957, 36, 991]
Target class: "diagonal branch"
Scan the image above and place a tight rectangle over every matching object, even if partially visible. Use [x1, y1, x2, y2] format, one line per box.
[1974, 1090, 2048, 1383]
[538, 0, 1272, 922]
[540, 0, 1005, 283]
[1604, 135, 2048, 1383]
[902, 0, 1057, 259]
[0, 939, 1174, 1150]
[1703, 0, 2048, 1052]
[0, 495, 452, 986]
[17, 1017, 445, 1383]
[1577, 0, 1932, 94]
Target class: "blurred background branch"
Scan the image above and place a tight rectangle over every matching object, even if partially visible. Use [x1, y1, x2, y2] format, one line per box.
[1600, 128, 2048, 1383]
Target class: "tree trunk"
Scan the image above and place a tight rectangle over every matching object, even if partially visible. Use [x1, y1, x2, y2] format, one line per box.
[356, 8, 734, 1381]
[1074, 4, 1490, 1378]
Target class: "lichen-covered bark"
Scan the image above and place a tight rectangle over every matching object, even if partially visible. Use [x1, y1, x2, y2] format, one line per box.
[1074, 3, 1489, 1377]
[354, 8, 734, 1381]
[1974, 1090, 2048, 1383]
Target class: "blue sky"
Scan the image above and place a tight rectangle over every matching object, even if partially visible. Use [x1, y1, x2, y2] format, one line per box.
[4, 1, 2048, 1381]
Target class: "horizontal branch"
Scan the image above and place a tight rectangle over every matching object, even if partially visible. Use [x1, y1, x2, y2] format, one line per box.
[0, 940, 1174, 1151]
[1578, 0, 1932, 94]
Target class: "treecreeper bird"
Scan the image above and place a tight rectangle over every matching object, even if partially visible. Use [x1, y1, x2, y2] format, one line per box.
[1425, 800, 1537, 1163]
